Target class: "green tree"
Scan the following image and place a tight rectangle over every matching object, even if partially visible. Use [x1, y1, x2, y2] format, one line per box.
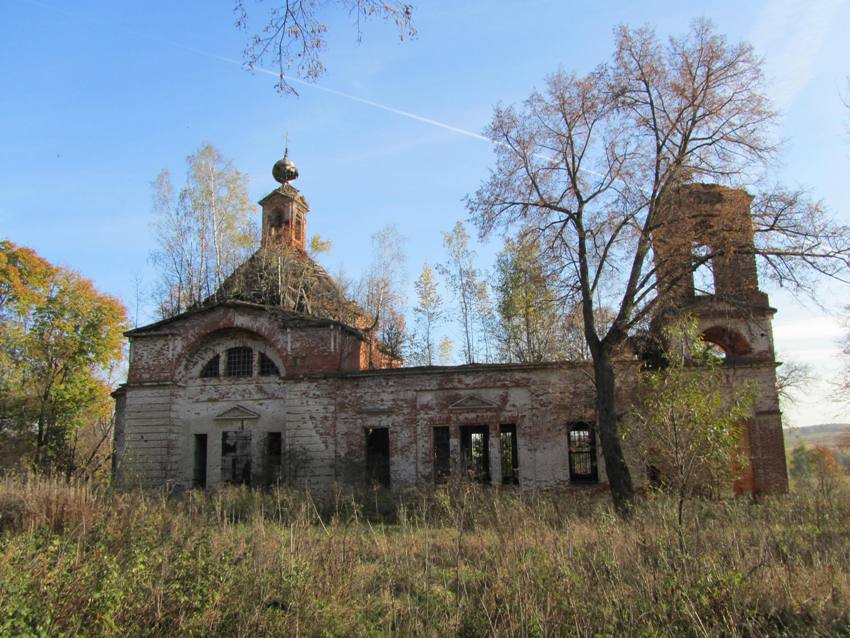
[626, 319, 755, 545]
[789, 443, 814, 481]
[495, 235, 564, 363]
[150, 143, 257, 318]
[468, 21, 850, 513]
[0, 241, 128, 471]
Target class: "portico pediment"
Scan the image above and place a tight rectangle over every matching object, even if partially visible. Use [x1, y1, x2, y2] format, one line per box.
[214, 405, 261, 420]
[448, 395, 498, 412]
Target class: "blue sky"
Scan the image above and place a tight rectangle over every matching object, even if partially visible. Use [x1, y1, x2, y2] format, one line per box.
[2, 0, 849, 427]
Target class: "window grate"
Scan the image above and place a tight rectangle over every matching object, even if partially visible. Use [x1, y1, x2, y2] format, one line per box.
[226, 347, 253, 377]
[568, 422, 598, 483]
[259, 352, 280, 376]
[200, 354, 220, 378]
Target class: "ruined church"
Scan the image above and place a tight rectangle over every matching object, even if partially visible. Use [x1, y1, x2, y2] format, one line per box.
[113, 151, 788, 494]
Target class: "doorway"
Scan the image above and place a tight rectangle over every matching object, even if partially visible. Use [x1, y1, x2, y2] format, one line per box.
[460, 426, 490, 483]
[365, 427, 390, 487]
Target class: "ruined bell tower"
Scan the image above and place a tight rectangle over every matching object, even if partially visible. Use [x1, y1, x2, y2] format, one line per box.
[652, 183, 788, 494]
[259, 149, 309, 251]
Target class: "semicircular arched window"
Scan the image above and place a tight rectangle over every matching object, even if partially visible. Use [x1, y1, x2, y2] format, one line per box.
[259, 352, 280, 376]
[199, 347, 282, 379]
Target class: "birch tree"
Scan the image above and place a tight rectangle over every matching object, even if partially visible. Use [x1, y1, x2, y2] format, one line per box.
[150, 144, 257, 318]
[438, 222, 481, 364]
[409, 260, 443, 366]
[358, 224, 407, 366]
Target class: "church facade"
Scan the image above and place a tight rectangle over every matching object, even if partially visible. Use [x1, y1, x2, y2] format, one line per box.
[112, 153, 789, 494]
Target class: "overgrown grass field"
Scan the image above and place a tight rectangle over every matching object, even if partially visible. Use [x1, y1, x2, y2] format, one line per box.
[1, 476, 849, 637]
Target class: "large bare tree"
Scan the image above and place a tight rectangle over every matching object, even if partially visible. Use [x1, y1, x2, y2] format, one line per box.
[234, 0, 416, 94]
[468, 20, 850, 513]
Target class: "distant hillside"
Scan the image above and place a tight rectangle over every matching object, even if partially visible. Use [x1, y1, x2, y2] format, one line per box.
[783, 423, 850, 449]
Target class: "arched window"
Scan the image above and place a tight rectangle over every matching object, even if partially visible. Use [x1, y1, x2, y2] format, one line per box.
[259, 352, 280, 376]
[193, 336, 284, 380]
[226, 347, 254, 377]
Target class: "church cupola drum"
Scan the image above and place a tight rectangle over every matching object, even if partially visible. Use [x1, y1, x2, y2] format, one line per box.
[260, 148, 308, 251]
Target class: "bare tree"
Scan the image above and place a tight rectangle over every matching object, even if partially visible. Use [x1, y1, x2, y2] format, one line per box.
[234, 0, 416, 95]
[468, 20, 850, 513]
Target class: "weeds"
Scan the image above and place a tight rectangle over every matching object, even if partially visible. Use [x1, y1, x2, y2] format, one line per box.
[1, 474, 849, 636]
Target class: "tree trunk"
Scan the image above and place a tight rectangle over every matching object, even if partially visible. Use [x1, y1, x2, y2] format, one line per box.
[592, 348, 635, 516]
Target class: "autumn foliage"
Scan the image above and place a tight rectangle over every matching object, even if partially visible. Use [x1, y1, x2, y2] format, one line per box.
[0, 241, 128, 474]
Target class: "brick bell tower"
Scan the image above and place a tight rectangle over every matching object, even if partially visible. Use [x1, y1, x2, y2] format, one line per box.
[258, 148, 309, 251]
[652, 183, 788, 495]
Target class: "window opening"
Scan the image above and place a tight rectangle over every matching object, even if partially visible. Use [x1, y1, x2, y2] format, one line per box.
[221, 431, 252, 485]
[200, 354, 220, 378]
[500, 425, 519, 485]
[365, 427, 390, 487]
[692, 244, 716, 295]
[265, 432, 282, 486]
[433, 426, 451, 484]
[193, 434, 207, 488]
[295, 214, 303, 246]
[568, 422, 598, 484]
[226, 347, 253, 377]
[259, 352, 280, 376]
[460, 426, 490, 483]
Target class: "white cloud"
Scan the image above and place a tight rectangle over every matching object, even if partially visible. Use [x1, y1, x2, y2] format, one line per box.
[774, 314, 844, 343]
[749, 0, 846, 112]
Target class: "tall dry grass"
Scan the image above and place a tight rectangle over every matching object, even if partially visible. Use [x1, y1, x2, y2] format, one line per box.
[1, 474, 849, 637]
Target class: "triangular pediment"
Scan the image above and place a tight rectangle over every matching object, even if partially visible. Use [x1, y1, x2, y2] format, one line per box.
[448, 395, 497, 411]
[214, 405, 261, 420]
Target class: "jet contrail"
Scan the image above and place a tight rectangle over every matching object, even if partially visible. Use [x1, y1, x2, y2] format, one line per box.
[168, 41, 495, 144]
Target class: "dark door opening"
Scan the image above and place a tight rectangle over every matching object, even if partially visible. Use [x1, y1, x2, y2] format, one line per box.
[221, 431, 252, 486]
[365, 427, 390, 487]
[266, 432, 282, 486]
[568, 422, 598, 484]
[460, 426, 490, 483]
[433, 426, 450, 484]
[500, 425, 519, 485]
[193, 434, 207, 489]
